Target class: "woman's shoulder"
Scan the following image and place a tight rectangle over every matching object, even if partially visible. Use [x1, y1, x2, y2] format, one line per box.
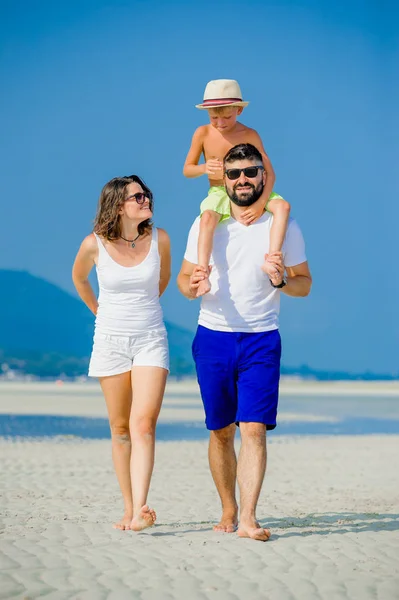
[155, 227, 170, 248]
[80, 232, 99, 255]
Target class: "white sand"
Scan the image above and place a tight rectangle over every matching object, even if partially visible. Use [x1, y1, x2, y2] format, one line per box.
[1, 382, 399, 599]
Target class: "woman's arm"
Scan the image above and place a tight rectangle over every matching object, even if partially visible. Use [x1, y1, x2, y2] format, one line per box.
[72, 234, 98, 315]
[158, 228, 171, 296]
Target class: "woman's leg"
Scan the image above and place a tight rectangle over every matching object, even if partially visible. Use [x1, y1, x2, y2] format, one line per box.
[99, 371, 133, 529]
[129, 366, 168, 531]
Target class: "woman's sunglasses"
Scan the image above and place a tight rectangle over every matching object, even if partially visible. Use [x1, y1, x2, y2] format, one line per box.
[224, 166, 264, 180]
[125, 192, 152, 205]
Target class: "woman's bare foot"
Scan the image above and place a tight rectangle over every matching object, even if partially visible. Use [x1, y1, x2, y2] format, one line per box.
[213, 510, 238, 533]
[113, 512, 133, 530]
[130, 505, 156, 532]
[196, 277, 211, 297]
[237, 519, 271, 542]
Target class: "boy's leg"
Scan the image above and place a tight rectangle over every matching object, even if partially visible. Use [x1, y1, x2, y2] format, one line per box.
[197, 209, 220, 297]
[262, 193, 290, 279]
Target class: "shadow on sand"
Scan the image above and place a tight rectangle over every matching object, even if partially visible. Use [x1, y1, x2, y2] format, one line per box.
[261, 512, 399, 539]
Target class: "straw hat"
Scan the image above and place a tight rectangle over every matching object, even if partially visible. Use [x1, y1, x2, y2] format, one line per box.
[195, 79, 249, 110]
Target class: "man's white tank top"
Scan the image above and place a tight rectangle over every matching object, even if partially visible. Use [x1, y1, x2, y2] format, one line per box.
[93, 228, 166, 336]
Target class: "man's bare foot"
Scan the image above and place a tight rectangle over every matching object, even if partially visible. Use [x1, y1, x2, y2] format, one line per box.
[196, 277, 211, 297]
[113, 512, 133, 530]
[130, 505, 156, 532]
[237, 520, 271, 542]
[213, 511, 238, 533]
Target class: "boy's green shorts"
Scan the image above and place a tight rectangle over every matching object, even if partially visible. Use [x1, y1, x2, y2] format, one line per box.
[200, 186, 284, 223]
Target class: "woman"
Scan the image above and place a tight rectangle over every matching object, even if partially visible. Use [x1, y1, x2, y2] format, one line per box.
[72, 175, 171, 531]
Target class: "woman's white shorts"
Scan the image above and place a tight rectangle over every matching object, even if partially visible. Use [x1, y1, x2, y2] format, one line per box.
[88, 329, 169, 377]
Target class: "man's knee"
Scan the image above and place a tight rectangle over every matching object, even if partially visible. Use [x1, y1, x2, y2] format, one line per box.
[210, 424, 236, 445]
[240, 422, 266, 443]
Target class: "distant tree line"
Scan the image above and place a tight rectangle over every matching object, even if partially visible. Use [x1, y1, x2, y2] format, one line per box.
[0, 348, 397, 381]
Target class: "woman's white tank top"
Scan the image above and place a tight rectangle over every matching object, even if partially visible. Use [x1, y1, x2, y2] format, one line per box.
[93, 228, 166, 336]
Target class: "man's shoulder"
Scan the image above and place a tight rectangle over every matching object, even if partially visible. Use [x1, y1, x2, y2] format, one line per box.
[287, 217, 301, 232]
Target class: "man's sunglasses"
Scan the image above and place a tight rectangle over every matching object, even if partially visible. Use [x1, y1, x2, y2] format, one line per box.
[125, 192, 152, 205]
[224, 166, 264, 180]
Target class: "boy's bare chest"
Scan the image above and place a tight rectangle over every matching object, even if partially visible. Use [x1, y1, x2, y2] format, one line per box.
[203, 130, 252, 160]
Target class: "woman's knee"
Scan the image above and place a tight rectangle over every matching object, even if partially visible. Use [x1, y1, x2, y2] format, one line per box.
[110, 421, 130, 443]
[130, 416, 157, 439]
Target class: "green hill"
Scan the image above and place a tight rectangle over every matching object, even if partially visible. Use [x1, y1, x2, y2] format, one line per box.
[0, 270, 195, 378]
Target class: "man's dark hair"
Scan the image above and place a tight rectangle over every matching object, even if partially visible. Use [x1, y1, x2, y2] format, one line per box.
[224, 143, 263, 165]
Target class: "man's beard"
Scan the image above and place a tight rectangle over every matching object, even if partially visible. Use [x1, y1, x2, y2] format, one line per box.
[228, 181, 264, 207]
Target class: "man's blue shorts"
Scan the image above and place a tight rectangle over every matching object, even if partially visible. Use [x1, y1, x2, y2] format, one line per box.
[192, 325, 282, 431]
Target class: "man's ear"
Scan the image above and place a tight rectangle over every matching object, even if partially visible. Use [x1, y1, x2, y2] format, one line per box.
[236, 107, 244, 116]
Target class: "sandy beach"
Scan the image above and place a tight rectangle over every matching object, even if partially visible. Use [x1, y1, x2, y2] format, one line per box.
[1, 380, 399, 599]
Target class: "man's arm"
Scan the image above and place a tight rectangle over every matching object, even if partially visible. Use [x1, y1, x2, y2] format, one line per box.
[283, 261, 312, 297]
[177, 259, 208, 299]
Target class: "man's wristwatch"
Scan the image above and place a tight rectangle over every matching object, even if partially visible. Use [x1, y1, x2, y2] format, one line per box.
[269, 277, 287, 289]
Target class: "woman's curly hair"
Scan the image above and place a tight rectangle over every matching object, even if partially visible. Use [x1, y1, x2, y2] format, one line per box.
[93, 175, 153, 240]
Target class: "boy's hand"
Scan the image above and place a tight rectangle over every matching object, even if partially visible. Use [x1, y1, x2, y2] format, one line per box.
[189, 265, 211, 298]
[204, 158, 223, 178]
[240, 202, 264, 225]
[261, 252, 284, 282]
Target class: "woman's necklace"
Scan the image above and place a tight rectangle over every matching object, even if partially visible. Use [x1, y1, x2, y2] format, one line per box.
[120, 233, 140, 248]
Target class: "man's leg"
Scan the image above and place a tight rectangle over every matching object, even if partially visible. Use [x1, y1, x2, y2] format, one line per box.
[209, 423, 238, 532]
[237, 422, 270, 541]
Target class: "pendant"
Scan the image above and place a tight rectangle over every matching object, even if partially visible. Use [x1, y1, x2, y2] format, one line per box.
[131, 242, 135, 249]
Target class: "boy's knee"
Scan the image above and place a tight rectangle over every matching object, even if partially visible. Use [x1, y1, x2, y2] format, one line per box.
[201, 210, 220, 228]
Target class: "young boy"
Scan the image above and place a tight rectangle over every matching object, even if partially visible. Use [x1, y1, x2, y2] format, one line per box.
[183, 79, 290, 297]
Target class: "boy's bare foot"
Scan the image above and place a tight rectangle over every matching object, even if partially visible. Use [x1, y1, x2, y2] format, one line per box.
[130, 505, 156, 532]
[237, 519, 271, 542]
[196, 277, 211, 297]
[213, 510, 238, 533]
[113, 512, 133, 530]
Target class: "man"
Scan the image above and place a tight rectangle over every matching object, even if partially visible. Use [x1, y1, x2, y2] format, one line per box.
[177, 143, 312, 541]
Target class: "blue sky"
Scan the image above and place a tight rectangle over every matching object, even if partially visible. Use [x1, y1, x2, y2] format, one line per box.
[1, 0, 398, 374]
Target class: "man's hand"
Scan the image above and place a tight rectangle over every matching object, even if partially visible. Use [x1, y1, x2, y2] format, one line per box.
[204, 158, 223, 178]
[262, 252, 285, 286]
[189, 265, 211, 298]
[240, 202, 264, 225]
